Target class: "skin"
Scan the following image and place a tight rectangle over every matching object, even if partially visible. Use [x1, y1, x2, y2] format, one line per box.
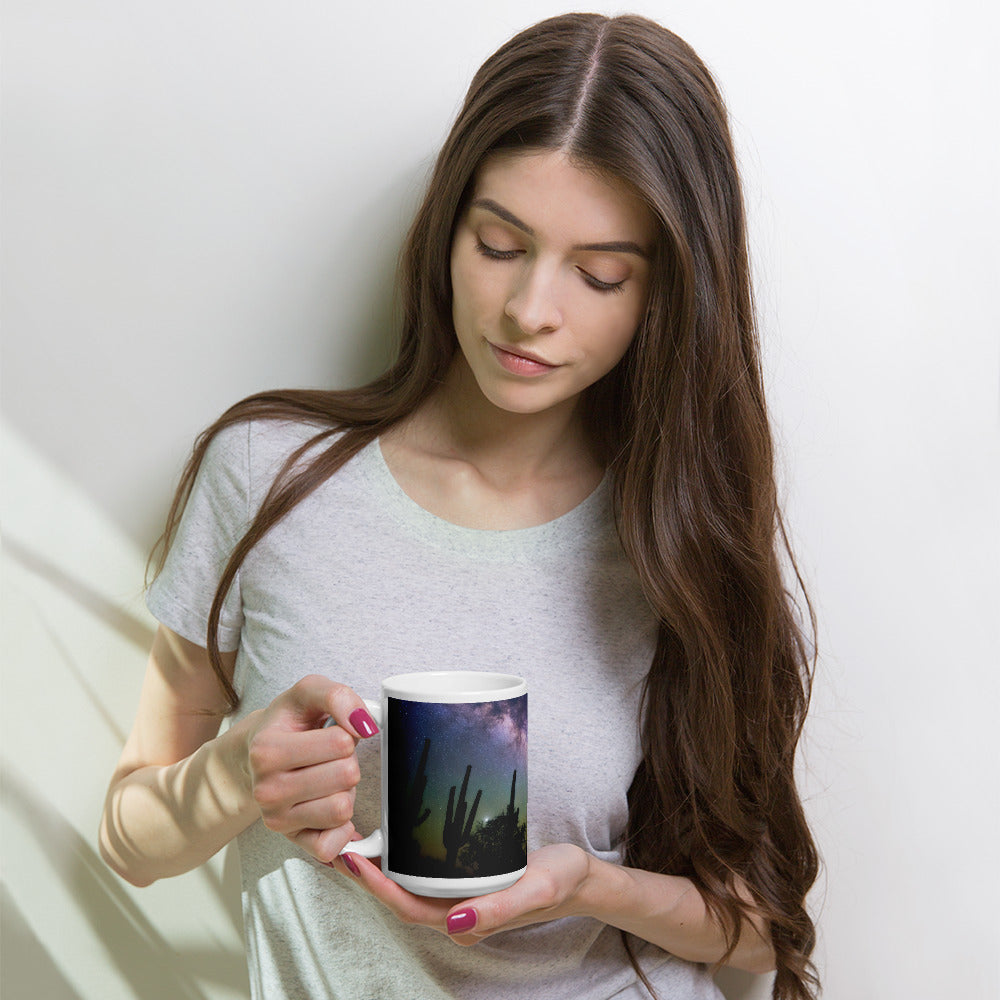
[382, 149, 656, 530]
[448, 149, 653, 436]
[100, 149, 775, 976]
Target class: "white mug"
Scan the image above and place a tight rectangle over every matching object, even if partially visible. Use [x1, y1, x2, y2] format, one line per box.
[342, 671, 527, 898]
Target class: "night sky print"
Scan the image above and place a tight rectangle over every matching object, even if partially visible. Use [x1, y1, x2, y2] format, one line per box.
[387, 695, 527, 879]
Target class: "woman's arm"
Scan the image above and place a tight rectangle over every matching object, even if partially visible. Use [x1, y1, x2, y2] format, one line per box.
[100, 625, 377, 887]
[333, 843, 775, 974]
[576, 850, 775, 973]
[99, 627, 256, 885]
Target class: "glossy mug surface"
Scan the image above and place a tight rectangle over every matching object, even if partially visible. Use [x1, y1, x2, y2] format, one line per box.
[342, 671, 528, 897]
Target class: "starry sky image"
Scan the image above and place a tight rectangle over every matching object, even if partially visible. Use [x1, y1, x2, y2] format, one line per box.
[387, 695, 527, 878]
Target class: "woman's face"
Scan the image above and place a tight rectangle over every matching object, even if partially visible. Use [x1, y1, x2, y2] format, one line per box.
[449, 149, 655, 420]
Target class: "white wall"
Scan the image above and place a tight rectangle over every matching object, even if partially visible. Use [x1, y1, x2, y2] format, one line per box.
[3, 2, 997, 998]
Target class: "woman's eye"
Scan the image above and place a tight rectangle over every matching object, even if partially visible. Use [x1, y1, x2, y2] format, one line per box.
[475, 238, 520, 261]
[579, 269, 626, 295]
[475, 236, 625, 295]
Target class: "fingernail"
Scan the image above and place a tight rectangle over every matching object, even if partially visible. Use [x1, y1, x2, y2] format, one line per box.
[342, 853, 360, 876]
[348, 708, 379, 738]
[447, 908, 477, 934]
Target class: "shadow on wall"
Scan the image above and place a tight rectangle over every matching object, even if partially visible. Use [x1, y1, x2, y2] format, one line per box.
[2, 428, 250, 999]
[2, 886, 85, 1000]
[3, 536, 154, 654]
[1, 769, 248, 1000]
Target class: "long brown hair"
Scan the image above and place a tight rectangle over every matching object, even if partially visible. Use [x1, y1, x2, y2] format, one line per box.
[151, 14, 818, 998]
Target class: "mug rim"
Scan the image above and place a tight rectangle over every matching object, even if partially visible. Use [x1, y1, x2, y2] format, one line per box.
[381, 670, 526, 703]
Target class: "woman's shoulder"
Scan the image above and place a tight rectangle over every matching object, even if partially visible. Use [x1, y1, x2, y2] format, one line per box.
[246, 416, 338, 459]
[199, 414, 346, 500]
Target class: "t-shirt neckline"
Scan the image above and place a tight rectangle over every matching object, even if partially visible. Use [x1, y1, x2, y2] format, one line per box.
[355, 436, 614, 558]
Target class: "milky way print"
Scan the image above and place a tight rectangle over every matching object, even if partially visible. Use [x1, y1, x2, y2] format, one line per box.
[386, 695, 528, 878]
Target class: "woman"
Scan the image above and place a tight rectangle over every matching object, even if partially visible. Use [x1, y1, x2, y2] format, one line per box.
[100, 12, 819, 1000]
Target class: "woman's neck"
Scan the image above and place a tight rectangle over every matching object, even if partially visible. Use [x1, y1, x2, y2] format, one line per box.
[379, 357, 604, 529]
[432, 358, 597, 482]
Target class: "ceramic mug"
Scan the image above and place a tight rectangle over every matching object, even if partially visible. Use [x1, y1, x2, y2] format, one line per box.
[340, 671, 528, 897]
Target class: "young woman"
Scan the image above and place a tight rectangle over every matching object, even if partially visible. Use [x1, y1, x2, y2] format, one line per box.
[100, 13, 819, 1000]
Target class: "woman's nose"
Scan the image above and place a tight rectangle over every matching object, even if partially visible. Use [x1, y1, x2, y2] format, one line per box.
[504, 263, 563, 335]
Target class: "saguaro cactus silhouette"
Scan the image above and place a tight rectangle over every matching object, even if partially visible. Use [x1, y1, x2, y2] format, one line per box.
[389, 736, 433, 873]
[456, 770, 525, 876]
[443, 765, 482, 871]
[501, 770, 519, 837]
[402, 738, 432, 832]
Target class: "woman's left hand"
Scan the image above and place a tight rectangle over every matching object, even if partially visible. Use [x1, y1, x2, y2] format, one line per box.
[330, 843, 592, 943]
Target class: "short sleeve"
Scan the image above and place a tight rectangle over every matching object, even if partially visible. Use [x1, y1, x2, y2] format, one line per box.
[146, 421, 251, 651]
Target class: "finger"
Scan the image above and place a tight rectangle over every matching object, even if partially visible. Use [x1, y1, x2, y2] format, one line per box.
[292, 822, 357, 864]
[264, 787, 357, 835]
[249, 725, 359, 781]
[254, 753, 361, 809]
[445, 907, 482, 943]
[339, 852, 454, 927]
[445, 872, 559, 941]
[324, 841, 371, 878]
[281, 675, 380, 740]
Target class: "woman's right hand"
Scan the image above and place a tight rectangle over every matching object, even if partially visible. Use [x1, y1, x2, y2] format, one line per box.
[241, 675, 379, 864]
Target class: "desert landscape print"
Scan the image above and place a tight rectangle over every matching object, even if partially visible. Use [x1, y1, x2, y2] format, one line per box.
[386, 695, 527, 879]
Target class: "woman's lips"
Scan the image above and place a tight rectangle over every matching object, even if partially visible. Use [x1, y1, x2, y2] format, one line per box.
[489, 342, 560, 376]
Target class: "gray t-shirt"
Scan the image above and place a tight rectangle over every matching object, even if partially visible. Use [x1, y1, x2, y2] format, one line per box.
[148, 418, 723, 1000]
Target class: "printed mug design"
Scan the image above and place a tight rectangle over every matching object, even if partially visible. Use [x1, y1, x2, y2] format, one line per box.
[387, 695, 528, 879]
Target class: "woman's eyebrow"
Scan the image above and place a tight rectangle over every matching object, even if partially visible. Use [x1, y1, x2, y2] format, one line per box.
[470, 197, 650, 259]
[472, 198, 535, 236]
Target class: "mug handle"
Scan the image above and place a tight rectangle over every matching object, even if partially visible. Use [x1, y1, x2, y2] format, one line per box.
[327, 698, 384, 859]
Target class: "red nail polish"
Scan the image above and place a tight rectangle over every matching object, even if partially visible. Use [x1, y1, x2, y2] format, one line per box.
[447, 908, 477, 934]
[342, 853, 360, 876]
[348, 708, 379, 738]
